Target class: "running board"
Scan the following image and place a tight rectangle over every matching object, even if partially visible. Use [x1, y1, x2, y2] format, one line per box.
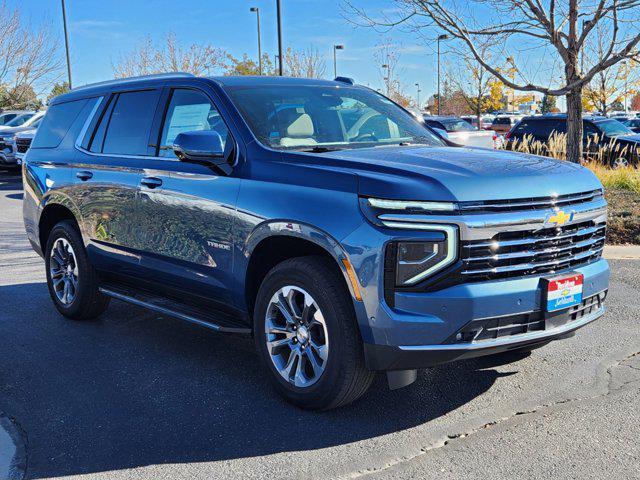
[99, 287, 251, 334]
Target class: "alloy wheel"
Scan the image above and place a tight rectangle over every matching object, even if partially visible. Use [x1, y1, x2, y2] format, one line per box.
[49, 237, 79, 305]
[264, 286, 329, 387]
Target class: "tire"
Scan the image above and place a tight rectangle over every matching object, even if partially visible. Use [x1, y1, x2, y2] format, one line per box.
[44, 220, 110, 320]
[254, 255, 375, 410]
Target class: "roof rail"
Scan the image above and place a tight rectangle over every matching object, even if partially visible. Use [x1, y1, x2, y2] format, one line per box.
[72, 72, 195, 92]
[334, 76, 355, 85]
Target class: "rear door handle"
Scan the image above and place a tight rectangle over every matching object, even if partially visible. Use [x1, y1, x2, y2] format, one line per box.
[141, 177, 163, 189]
[76, 171, 93, 181]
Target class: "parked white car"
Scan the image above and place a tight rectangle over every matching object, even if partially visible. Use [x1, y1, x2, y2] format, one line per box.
[14, 128, 37, 165]
[423, 116, 503, 149]
[0, 111, 44, 168]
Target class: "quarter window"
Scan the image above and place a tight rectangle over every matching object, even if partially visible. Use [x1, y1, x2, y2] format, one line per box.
[158, 89, 229, 158]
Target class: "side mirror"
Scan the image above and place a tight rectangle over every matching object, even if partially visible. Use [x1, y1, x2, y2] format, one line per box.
[172, 130, 232, 174]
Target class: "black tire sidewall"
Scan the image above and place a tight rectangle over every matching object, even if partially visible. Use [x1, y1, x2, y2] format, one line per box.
[44, 221, 94, 318]
[254, 259, 357, 407]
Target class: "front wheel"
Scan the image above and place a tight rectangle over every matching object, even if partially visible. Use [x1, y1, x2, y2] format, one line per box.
[254, 256, 374, 410]
[45, 220, 110, 320]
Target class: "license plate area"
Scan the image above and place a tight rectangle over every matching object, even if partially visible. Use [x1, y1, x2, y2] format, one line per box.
[542, 273, 584, 312]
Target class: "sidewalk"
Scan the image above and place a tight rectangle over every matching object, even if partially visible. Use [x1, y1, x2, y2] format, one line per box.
[0, 415, 20, 480]
[604, 245, 640, 260]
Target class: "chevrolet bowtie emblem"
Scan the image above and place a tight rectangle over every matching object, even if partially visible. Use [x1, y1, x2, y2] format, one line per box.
[545, 210, 574, 227]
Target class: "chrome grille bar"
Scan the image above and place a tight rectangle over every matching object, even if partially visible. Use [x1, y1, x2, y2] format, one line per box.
[461, 246, 604, 276]
[464, 225, 605, 250]
[459, 189, 602, 213]
[464, 235, 606, 262]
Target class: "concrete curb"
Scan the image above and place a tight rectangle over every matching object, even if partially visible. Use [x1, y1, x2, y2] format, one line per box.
[0, 414, 25, 480]
[603, 245, 640, 260]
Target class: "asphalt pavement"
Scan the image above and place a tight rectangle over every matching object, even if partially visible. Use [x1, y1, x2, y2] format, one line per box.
[0, 171, 639, 479]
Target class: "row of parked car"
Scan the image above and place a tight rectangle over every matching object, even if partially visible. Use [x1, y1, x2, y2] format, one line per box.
[0, 109, 45, 169]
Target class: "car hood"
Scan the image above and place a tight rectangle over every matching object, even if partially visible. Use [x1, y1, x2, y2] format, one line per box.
[305, 145, 602, 202]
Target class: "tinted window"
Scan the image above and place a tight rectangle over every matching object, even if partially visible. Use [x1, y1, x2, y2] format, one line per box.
[511, 119, 565, 138]
[441, 119, 475, 132]
[424, 120, 445, 130]
[594, 119, 634, 137]
[0, 113, 17, 125]
[158, 89, 229, 157]
[31, 99, 88, 149]
[102, 90, 159, 156]
[5, 113, 34, 127]
[493, 117, 511, 125]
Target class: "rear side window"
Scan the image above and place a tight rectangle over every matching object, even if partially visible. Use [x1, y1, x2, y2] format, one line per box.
[31, 99, 88, 149]
[95, 89, 160, 156]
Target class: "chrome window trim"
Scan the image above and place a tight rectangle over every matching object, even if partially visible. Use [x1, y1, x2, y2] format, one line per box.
[381, 223, 458, 285]
[74, 93, 240, 167]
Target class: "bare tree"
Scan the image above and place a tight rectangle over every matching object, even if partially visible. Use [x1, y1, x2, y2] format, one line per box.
[113, 33, 227, 78]
[347, 0, 640, 163]
[284, 47, 326, 78]
[446, 44, 502, 128]
[0, 2, 62, 108]
[373, 39, 412, 106]
[583, 24, 639, 114]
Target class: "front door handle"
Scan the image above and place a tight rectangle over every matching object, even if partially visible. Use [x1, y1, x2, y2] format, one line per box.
[141, 177, 163, 189]
[76, 171, 93, 181]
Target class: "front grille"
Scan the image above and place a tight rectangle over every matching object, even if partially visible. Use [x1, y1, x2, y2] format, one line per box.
[447, 291, 606, 344]
[461, 220, 606, 282]
[15, 138, 32, 153]
[458, 189, 602, 214]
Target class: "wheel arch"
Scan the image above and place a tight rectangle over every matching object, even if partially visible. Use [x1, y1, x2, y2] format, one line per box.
[38, 202, 82, 254]
[242, 221, 362, 320]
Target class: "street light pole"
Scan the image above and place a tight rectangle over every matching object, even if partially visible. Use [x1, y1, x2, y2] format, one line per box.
[250, 7, 262, 75]
[437, 34, 447, 115]
[333, 44, 344, 78]
[276, 0, 284, 76]
[61, 0, 72, 88]
[381, 63, 391, 95]
[415, 82, 421, 109]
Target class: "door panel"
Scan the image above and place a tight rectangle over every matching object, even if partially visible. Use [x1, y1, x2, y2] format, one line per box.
[70, 154, 144, 276]
[136, 160, 240, 305]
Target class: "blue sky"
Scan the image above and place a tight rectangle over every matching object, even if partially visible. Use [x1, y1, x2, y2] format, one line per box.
[13, 0, 446, 103]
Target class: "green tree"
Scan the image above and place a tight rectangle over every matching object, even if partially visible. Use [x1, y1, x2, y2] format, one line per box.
[540, 94, 557, 114]
[3, 84, 42, 110]
[47, 82, 70, 104]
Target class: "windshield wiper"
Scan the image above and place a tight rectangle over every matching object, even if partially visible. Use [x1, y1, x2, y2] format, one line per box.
[300, 146, 344, 153]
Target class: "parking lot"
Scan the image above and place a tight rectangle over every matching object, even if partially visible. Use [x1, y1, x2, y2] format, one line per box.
[0, 171, 639, 480]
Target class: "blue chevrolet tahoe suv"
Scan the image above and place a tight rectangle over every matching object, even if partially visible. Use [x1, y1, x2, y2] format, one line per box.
[23, 73, 610, 410]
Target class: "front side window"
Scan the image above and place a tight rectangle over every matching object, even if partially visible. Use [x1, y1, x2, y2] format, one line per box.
[158, 89, 229, 157]
[225, 84, 443, 151]
[101, 89, 160, 156]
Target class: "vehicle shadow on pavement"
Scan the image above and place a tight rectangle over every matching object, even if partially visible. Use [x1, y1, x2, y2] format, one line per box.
[0, 174, 21, 191]
[0, 281, 514, 479]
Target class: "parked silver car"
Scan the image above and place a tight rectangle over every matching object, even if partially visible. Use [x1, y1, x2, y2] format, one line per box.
[423, 116, 502, 149]
[0, 111, 44, 168]
[0, 110, 33, 126]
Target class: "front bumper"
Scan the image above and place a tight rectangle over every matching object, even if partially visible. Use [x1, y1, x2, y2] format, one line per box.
[365, 290, 606, 370]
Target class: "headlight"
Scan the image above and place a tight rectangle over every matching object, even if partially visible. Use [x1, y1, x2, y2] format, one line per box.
[388, 225, 458, 286]
[366, 197, 456, 212]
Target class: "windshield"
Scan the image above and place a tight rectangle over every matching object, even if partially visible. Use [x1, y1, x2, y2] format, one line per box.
[441, 119, 475, 132]
[225, 85, 444, 150]
[595, 119, 634, 137]
[5, 113, 34, 127]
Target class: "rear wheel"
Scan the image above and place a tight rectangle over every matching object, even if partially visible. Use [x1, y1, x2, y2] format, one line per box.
[45, 220, 109, 320]
[254, 256, 374, 410]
